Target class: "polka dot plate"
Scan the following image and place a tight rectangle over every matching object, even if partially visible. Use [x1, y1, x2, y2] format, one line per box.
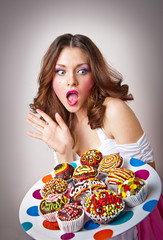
[19, 157, 162, 240]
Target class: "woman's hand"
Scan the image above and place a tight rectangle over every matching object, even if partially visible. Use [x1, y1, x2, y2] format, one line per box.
[26, 109, 74, 161]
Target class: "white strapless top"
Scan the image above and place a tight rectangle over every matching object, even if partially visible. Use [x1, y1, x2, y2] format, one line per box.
[53, 128, 154, 166]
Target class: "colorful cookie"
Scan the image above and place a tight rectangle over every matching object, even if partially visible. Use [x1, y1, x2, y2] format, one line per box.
[39, 193, 68, 222]
[80, 149, 102, 168]
[99, 154, 123, 174]
[54, 163, 74, 181]
[84, 190, 125, 224]
[41, 178, 68, 198]
[73, 165, 98, 181]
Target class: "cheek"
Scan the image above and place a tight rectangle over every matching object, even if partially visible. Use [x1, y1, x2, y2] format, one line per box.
[52, 79, 63, 97]
[82, 77, 94, 94]
[52, 80, 66, 104]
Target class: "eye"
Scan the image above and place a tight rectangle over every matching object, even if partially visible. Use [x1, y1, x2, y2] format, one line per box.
[55, 69, 66, 76]
[77, 68, 90, 75]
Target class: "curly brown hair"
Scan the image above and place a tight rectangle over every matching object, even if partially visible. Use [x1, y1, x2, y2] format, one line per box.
[30, 33, 133, 130]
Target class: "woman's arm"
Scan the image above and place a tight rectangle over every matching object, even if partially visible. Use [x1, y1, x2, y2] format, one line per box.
[26, 109, 74, 163]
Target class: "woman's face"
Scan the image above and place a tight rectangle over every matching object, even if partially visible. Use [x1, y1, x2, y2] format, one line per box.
[52, 47, 94, 113]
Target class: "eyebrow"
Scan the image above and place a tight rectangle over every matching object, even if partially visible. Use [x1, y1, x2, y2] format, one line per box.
[55, 63, 89, 68]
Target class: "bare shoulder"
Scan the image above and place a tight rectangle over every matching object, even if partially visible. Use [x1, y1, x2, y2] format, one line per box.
[104, 97, 130, 116]
[103, 98, 144, 144]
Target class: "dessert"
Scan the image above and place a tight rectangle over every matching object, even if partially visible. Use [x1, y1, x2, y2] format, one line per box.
[84, 190, 125, 224]
[73, 165, 98, 181]
[53, 163, 74, 181]
[80, 149, 102, 168]
[106, 168, 135, 191]
[69, 177, 107, 203]
[56, 204, 84, 232]
[117, 177, 148, 207]
[99, 154, 123, 174]
[39, 193, 68, 222]
[41, 178, 68, 198]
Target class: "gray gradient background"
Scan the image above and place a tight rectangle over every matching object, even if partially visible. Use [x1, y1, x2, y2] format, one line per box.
[0, 0, 163, 239]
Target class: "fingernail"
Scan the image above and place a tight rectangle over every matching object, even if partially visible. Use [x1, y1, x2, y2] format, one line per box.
[37, 109, 43, 112]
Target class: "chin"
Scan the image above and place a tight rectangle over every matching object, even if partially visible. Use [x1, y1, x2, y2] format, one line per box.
[67, 107, 79, 113]
[63, 104, 79, 113]
[63, 100, 86, 114]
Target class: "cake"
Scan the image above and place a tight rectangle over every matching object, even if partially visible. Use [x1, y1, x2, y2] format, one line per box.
[99, 154, 123, 174]
[41, 178, 68, 198]
[80, 149, 102, 168]
[56, 204, 84, 232]
[73, 165, 98, 182]
[105, 168, 135, 191]
[39, 193, 68, 222]
[84, 190, 125, 224]
[117, 177, 148, 207]
[53, 163, 74, 181]
[69, 177, 107, 203]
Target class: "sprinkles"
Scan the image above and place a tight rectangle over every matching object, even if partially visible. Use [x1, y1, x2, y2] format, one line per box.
[84, 190, 125, 224]
[57, 204, 83, 221]
[117, 177, 145, 198]
[41, 178, 68, 198]
[80, 149, 102, 168]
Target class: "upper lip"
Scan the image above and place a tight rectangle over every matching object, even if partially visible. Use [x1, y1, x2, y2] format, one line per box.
[66, 90, 79, 98]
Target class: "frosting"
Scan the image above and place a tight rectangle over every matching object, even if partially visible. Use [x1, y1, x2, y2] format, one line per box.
[80, 149, 102, 168]
[106, 168, 135, 185]
[99, 154, 123, 173]
[84, 190, 125, 221]
[73, 165, 98, 180]
[70, 178, 107, 202]
[57, 204, 83, 221]
[54, 163, 69, 175]
[117, 177, 145, 198]
[41, 178, 68, 198]
[39, 194, 68, 214]
[54, 163, 74, 180]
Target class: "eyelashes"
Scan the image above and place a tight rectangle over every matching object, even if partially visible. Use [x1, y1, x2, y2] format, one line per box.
[55, 69, 66, 75]
[77, 68, 90, 75]
[55, 67, 90, 76]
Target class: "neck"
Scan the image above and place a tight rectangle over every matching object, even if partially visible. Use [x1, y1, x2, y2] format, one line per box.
[74, 107, 88, 124]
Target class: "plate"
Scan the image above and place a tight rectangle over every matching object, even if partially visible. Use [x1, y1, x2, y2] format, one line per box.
[19, 157, 162, 240]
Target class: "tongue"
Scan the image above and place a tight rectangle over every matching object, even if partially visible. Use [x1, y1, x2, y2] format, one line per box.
[67, 93, 78, 104]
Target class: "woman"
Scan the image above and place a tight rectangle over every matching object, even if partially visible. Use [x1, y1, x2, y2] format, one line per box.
[26, 33, 163, 239]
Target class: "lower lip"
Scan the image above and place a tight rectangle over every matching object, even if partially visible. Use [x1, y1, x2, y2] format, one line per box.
[67, 99, 79, 106]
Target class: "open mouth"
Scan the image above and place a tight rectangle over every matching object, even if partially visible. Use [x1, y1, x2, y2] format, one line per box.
[66, 90, 79, 106]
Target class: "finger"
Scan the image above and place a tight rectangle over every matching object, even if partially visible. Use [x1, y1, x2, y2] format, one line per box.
[26, 118, 43, 132]
[36, 109, 54, 125]
[55, 113, 67, 130]
[27, 112, 47, 127]
[26, 131, 43, 140]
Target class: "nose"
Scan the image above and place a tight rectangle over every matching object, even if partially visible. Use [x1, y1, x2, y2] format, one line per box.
[67, 72, 78, 86]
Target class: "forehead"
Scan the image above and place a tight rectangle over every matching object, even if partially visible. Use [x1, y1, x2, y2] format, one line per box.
[56, 47, 88, 66]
